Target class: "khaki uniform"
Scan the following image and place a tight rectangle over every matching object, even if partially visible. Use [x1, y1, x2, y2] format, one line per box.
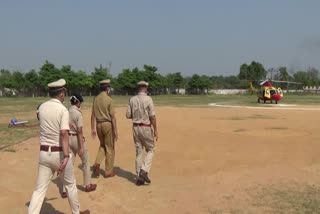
[62, 105, 91, 192]
[29, 99, 80, 214]
[92, 91, 115, 174]
[126, 92, 155, 175]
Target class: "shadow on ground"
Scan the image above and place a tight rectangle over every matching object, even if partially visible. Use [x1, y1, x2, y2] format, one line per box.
[26, 197, 63, 214]
[113, 166, 136, 184]
[91, 165, 136, 184]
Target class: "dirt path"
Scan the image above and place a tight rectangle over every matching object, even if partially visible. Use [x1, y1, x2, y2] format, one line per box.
[1, 106, 320, 213]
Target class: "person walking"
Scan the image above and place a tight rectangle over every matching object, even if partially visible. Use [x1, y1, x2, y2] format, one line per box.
[91, 79, 118, 178]
[28, 79, 89, 214]
[126, 81, 158, 186]
[61, 93, 97, 198]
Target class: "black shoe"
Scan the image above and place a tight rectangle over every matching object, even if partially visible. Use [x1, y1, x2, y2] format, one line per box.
[136, 178, 145, 186]
[139, 170, 151, 183]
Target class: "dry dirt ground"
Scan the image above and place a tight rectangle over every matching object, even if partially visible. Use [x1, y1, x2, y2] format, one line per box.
[1, 106, 320, 214]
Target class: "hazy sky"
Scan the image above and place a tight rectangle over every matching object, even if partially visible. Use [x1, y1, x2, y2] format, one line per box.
[1, 0, 320, 76]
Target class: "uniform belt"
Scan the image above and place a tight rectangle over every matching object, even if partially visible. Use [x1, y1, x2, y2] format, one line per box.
[40, 145, 62, 152]
[133, 123, 151, 127]
[69, 133, 77, 136]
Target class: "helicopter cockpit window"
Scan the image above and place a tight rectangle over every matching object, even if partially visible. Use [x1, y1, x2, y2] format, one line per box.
[266, 89, 270, 95]
[270, 90, 276, 96]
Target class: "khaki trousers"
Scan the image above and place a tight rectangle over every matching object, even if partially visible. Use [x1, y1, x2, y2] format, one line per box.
[63, 136, 91, 192]
[133, 126, 155, 175]
[28, 150, 80, 214]
[95, 122, 115, 174]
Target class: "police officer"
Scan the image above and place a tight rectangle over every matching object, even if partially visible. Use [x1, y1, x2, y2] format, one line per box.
[28, 79, 89, 214]
[61, 93, 97, 198]
[91, 79, 118, 178]
[126, 81, 158, 186]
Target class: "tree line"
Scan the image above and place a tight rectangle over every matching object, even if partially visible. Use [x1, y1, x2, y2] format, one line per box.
[0, 61, 319, 96]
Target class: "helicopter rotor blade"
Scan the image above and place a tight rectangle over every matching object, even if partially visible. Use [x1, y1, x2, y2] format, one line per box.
[270, 80, 302, 84]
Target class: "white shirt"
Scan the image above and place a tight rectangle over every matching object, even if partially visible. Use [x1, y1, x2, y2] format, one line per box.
[38, 98, 69, 146]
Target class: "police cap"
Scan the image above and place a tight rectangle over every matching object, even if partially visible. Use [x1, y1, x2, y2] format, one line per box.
[99, 79, 111, 86]
[137, 81, 149, 87]
[48, 79, 66, 92]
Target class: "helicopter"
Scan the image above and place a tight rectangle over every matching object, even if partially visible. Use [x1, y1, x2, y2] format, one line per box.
[249, 79, 283, 104]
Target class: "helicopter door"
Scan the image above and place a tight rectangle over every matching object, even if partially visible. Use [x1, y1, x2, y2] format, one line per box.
[277, 88, 283, 97]
[264, 88, 271, 99]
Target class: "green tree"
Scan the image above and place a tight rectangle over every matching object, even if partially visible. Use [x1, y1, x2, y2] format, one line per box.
[11, 71, 26, 93]
[278, 67, 291, 89]
[279, 67, 290, 81]
[238, 61, 266, 87]
[224, 75, 241, 89]
[138, 65, 164, 94]
[0, 69, 14, 89]
[25, 69, 39, 97]
[166, 72, 184, 94]
[306, 67, 320, 86]
[293, 71, 311, 86]
[115, 68, 137, 95]
[91, 64, 112, 94]
[238, 63, 249, 80]
[188, 74, 202, 94]
[115, 65, 165, 95]
[38, 61, 62, 92]
[143, 64, 158, 73]
[61, 65, 76, 95]
[200, 75, 213, 94]
[215, 76, 225, 89]
[74, 70, 94, 95]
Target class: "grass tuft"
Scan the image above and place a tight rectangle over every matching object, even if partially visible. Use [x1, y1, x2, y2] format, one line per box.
[4, 148, 16, 152]
[233, 128, 246, 132]
[249, 114, 275, 119]
[265, 127, 288, 130]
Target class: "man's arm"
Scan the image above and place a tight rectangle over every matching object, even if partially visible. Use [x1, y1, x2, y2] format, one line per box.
[111, 113, 118, 142]
[126, 99, 132, 119]
[91, 113, 96, 139]
[150, 115, 158, 141]
[77, 127, 84, 157]
[148, 98, 158, 141]
[58, 129, 70, 173]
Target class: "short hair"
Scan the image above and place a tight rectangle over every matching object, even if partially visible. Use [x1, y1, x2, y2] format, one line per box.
[49, 88, 64, 98]
[100, 84, 110, 91]
[138, 85, 148, 90]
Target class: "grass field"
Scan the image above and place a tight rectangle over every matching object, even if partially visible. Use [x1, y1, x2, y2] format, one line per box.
[1, 93, 320, 149]
[0, 93, 320, 109]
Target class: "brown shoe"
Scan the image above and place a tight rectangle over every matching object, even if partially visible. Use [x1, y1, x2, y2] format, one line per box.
[136, 177, 145, 186]
[104, 172, 115, 178]
[92, 164, 100, 177]
[80, 210, 90, 214]
[139, 170, 151, 183]
[61, 192, 67, 198]
[85, 184, 97, 192]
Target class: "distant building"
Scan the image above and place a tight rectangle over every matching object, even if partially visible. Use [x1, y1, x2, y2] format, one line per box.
[303, 86, 320, 93]
[208, 89, 247, 95]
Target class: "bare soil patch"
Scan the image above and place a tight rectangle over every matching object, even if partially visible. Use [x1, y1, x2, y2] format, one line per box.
[1, 106, 320, 213]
